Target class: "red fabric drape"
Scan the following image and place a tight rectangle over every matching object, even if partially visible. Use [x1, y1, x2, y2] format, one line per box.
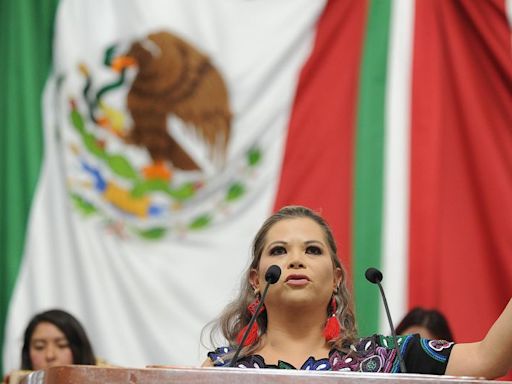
[410, 0, 512, 351]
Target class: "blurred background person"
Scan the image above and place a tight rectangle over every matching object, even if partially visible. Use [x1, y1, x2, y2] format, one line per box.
[396, 307, 454, 341]
[21, 309, 96, 370]
[2, 309, 96, 383]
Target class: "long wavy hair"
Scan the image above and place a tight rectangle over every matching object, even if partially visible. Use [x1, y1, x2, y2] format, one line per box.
[21, 309, 96, 370]
[205, 205, 358, 358]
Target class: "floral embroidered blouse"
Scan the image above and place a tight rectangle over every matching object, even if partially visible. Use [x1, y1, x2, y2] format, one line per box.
[207, 334, 454, 374]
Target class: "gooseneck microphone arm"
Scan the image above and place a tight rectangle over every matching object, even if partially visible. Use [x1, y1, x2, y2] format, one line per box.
[229, 265, 281, 367]
[365, 267, 407, 373]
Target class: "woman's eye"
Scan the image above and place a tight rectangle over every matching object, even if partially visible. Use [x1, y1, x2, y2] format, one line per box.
[32, 344, 45, 351]
[306, 245, 322, 255]
[58, 343, 70, 349]
[269, 246, 286, 255]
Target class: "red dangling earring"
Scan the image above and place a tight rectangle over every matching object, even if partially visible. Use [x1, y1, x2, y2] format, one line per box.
[323, 296, 341, 342]
[236, 296, 264, 346]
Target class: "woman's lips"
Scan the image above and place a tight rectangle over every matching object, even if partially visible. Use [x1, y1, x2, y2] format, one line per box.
[285, 275, 310, 286]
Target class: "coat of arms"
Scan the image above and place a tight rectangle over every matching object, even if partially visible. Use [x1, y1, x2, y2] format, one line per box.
[62, 31, 262, 239]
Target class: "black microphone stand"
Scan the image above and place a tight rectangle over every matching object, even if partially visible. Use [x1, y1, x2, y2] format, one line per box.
[365, 267, 407, 373]
[376, 281, 407, 373]
[229, 281, 271, 367]
[229, 265, 281, 367]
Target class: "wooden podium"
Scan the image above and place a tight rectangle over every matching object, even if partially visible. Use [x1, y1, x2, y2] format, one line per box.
[20, 366, 511, 384]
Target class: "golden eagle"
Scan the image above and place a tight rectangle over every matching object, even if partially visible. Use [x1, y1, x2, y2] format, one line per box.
[115, 31, 232, 175]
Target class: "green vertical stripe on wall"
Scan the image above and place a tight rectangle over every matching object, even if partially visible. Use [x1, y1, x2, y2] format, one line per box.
[353, 0, 392, 337]
[0, 0, 60, 375]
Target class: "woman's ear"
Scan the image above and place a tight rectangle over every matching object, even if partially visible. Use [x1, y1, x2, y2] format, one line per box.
[333, 267, 343, 291]
[249, 268, 260, 292]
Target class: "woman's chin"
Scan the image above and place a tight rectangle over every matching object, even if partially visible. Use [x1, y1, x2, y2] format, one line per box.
[281, 291, 320, 306]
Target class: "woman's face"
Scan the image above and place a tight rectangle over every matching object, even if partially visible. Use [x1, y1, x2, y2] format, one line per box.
[251, 217, 342, 310]
[29, 322, 73, 370]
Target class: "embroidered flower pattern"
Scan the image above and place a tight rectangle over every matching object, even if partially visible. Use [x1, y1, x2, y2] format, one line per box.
[208, 334, 452, 374]
[428, 339, 454, 352]
[329, 336, 398, 372]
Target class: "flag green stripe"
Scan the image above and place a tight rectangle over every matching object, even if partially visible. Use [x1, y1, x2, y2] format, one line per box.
[0, 0, 59, 375]
[353, 0, 392, 336]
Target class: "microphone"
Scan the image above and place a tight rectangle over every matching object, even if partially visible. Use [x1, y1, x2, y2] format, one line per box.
[264, 265, 281, 284]
[365, 267, 383, 284]
[229, 265, 281, 367]
[365, 267, 407, 373]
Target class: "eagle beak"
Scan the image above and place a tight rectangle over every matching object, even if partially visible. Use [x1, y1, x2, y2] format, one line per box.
[111, 56, 137, 72]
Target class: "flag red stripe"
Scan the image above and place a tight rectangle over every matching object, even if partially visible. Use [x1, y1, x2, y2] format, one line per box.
[273, 0, 367, 278]
[410, 0, 512, 345]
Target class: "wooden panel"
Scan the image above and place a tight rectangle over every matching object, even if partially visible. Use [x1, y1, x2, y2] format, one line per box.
[20, 366, 510, 384]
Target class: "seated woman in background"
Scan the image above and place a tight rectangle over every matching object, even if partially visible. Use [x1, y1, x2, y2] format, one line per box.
[21, 309, 96, 370]
[202, 205, 512, 378]
[396, 307, 454, 341]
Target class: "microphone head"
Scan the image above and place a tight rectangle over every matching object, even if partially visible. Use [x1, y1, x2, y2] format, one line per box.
[365, 267, 383, 284]
[265, 265, 281, 284]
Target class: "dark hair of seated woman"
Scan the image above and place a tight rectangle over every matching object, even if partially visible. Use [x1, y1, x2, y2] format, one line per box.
[396, 307, 454, 342]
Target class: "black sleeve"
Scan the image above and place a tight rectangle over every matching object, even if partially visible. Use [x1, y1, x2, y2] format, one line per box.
[400, 334, 454, 374]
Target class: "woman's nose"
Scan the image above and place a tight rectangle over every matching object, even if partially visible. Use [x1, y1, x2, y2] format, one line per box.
[287, 251, 305, 269]
[45, 346, 56, 361]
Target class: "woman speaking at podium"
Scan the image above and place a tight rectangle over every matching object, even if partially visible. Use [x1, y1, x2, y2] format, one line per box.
[202, 206, 512, 379]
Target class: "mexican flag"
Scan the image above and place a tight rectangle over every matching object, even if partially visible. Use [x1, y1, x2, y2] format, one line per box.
[2, 0, 512, 377]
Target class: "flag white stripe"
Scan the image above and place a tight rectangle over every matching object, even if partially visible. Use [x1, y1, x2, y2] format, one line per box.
[380, 0, 415, 333]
